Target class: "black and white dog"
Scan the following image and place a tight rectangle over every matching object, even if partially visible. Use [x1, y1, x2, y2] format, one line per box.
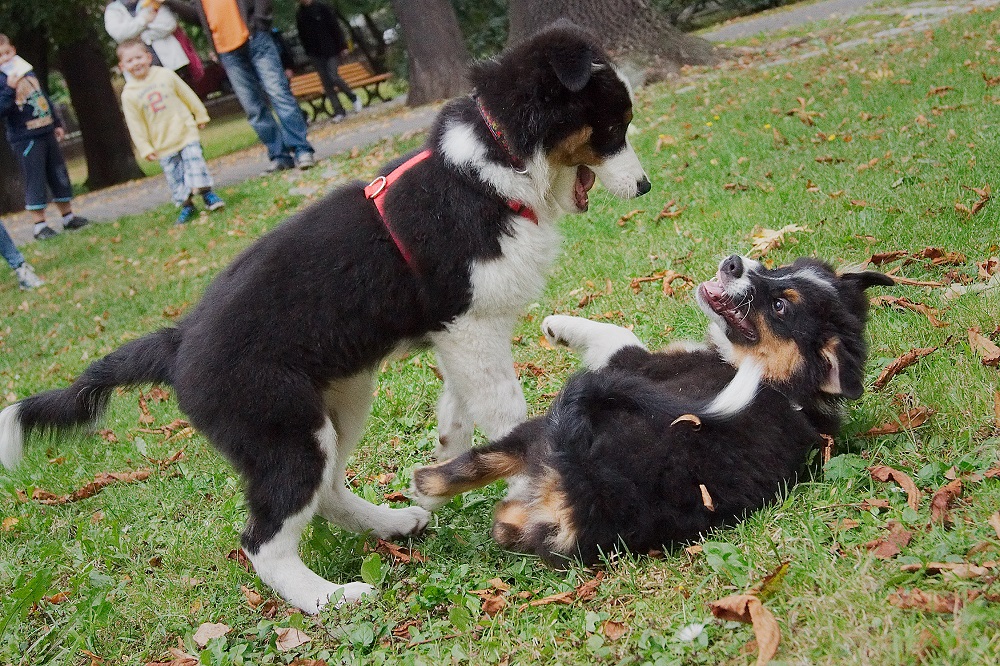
[0, 25, 649, 613]
[411, 255, 894, 565]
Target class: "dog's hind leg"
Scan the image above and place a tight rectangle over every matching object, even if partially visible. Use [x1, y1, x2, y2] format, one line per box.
[430, 316, 527, 458]
[410, 417, 542, 510]
[241, 418, 372, 614]
[541, 315, 646, 370]
[317, 372, 430, 538]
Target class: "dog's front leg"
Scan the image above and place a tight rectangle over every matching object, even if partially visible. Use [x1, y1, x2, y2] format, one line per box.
[430, 315, 527, 459]
[541, 315, 647, 370]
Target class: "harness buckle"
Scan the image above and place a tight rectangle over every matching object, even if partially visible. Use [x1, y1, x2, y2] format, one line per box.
[366, 175, 388, 198]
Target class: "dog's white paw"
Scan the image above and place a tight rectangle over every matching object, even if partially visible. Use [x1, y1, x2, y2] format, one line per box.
[376, 505, 430, 539]
[295, 581, 377, 615]
[335, 582, 377, 606]
[541, 314, 576, 348]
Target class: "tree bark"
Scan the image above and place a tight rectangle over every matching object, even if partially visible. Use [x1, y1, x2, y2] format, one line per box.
[507, 0, 721, 81]
[57, 25, 144, 190]
[390, 0, 472, 107]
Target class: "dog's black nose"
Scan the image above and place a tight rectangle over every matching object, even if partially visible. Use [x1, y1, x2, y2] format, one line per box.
[720, 254, 744, 279]
[636, 177, 651, 196]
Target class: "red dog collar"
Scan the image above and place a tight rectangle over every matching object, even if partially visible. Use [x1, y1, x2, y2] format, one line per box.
[364, 149, 538, 266]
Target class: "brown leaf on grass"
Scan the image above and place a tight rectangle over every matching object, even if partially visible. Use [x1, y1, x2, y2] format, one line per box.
[860, 498, 891, 511]
[871, 296, 949, 328]
[146, 386, 171, 402]
[863, 406, 933, 437]
[984, 72, 1000, 88]
[978, 257, 1000, 279]
[383, 491, 409, 502]
[699, 484, 715, 511]
[887, 588, 985, 613]
[709, 594, 780, 666]
[391, 619, 421, 640]
[630, 270, 692, 296]
[988, 512, 1000, 540]
[850, 199, 873, 208]
[522, 571, 604, 609]
[929, 479, 962, 527]
[820, 434, 835, 465]
[617, 209, 645, 226]
[193, 623, 230, 648]
[869, 250, 908, 266]
[749, 561, 791, 600]
[241, 585, 264, 609]
[869, 466, 922, 510]
[226, 548, 254, 572]
[138, 391, 155, 425]
[968, 327, 1000, 366]
[916, 247, 968, 266]
[927, 85, 954, 97]
[46, 591, 70, 604]
[883, 274, 944, 288]
[749, 224, 808, 258]
[289, 660, 328, 666]
[97, 429, 118, 443]
[31, 469, 152, 505]
[371, 538, 426, 564]
[602, 620, 628, 641]
[900, 561, 999, 579]
[274, 627, 311, 651]
[145, 647, 200, 666]
[864, 520, 913, 559]
[872, 347, 937, 390]
[656, 200, 686, 220]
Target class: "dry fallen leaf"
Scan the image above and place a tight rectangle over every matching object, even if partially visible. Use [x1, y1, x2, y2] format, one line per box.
[275, 626, 311, 652]
[872, 347, 936, 390]
[522, 572, 604, 609]
[863, 406, 933, 437]
[887, 588, 986, 613]
[968, 327, 1000, 366]
[30, 469, 153, 505]
[868, 466, 922, 510]
[671, 413, 702, 429]
[871, 296, 949, 328]
[820, 434, 835, 465]
[699, 484, 715, 512]
[371, 538, 426, 564]
[864, 521, 914, 559]
[709, 594, 780, 666]
[241, 585, 264, 610]
[749, 224, 808, 258]
[900, 561, 999, 579]
[989, 512, 1000, 540]
[144, 646, 200, 666]
[193, 622, 230, 648]
[929, 479, 962, 527]
[602, 620, 628, 641]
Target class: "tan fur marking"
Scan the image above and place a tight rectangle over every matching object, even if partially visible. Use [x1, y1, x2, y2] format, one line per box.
[535, 470, 578, 554]
[782, 289, 802, 304]
[549, 127, 603, 167]
[493, 500, 530, 547]
[415, 451, 523, 498]
[740, 314, 803, 382]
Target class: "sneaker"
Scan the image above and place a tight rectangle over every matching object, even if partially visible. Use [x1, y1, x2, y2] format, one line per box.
[353, 97, 363, 113]
[176, 204, 197, 225]
[295, 152, 316, 170]
[203, 191, 226, 211]
[265, 159, 294, 174]
[33, 225, 57, 240]
[63, 215, 89, 230]
[332, 113, 346, 124]
[15, 263, 44, 290]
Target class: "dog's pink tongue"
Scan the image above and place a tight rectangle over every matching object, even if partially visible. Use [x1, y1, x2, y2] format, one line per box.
[574, 166, 596, 210]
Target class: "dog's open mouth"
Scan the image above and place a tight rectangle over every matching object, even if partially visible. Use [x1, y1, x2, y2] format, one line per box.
[574, 166, 596, 211]
[698, 280, 758, 342]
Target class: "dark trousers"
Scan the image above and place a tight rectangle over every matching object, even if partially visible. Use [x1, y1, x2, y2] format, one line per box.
[12, 132, 73, 211]
[310, 55, 358, 115]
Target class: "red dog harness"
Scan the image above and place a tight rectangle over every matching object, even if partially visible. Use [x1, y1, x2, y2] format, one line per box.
[365, 145, 539, 267]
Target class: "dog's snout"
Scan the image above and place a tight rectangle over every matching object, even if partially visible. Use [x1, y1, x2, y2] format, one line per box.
[636, 177, 651, 196]
[720, 255, 744, 279]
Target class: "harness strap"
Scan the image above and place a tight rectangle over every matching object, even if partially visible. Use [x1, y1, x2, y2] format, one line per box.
[365, 149, 432, 266]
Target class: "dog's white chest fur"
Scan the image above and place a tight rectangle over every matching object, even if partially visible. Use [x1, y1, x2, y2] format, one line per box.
[467, 215, 562, 316]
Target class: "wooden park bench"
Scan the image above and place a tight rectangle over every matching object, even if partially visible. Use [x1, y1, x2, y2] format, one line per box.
[289, 61, 394, 122]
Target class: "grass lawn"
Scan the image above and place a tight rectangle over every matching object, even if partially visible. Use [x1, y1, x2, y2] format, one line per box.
[3, 3, 1000, 664]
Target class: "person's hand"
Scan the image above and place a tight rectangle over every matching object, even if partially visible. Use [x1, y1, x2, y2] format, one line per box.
[284, 68, 294, 80]
[146, 152, 158, 161]
[340, 49, 349, 59]
[197, 122, 207, 129]
[5, 73, 20, 88]
[54, 127, 65, 141]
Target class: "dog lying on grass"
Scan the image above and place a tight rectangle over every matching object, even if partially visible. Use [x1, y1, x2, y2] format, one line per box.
[412, 255, 894, 564]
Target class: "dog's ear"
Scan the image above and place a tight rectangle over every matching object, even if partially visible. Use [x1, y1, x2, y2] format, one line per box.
[841, 270, 895, 291]
[819, 338, 863, 399]
[548, 43, 595, 92]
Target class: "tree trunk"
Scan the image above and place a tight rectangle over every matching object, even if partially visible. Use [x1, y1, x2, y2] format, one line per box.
[0, 123, 24, 214]
[507, 0, 721, 81]
[390, 0, 472, 107]
[57, 25, 144, 190]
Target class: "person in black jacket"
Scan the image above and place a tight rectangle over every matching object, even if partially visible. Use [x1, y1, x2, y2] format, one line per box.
[295, 0, 361, 121]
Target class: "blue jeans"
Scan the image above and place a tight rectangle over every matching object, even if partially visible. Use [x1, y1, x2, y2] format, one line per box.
[219, 32, 313, 165]
[0, 221, 25, 270]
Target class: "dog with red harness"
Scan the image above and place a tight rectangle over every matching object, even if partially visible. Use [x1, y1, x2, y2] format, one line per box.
[0, 23, 649, 613]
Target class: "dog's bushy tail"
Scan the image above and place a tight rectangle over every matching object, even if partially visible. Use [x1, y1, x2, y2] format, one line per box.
[0, 327, 181, 469]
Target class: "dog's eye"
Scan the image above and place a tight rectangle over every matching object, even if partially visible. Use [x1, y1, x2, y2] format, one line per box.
[772, 298, 787, 315]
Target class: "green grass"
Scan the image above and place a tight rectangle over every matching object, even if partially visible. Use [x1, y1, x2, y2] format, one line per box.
[4, 4, 1000, 664]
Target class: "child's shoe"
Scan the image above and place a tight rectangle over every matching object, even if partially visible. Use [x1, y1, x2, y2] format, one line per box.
[15, 263, 44, 290]
[202, 191, 226, 211]
[33, 225, 58, 240]
[176, 204, 197, 225]
[63, 215, 89, 230]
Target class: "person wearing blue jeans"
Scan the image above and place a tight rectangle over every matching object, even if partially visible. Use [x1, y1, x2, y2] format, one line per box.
[0, 220, 44, 290]
[166, 0, 315, 172]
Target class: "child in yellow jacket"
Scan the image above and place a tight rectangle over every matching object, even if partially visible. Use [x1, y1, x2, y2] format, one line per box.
[118, 38, 224, 224]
